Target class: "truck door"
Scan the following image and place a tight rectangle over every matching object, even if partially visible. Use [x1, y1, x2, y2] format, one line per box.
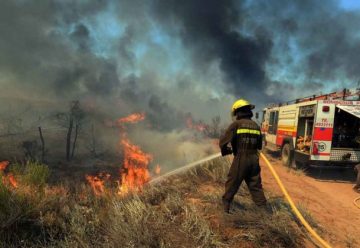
[311, 102, 335, 161]
[267, 110, 279, 146]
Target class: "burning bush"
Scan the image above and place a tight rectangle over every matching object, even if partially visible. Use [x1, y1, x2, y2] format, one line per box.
[0, 161, 17, 189]
[85, 172, 111, 196]
[85, 113, 161, 196]
[0, 162, 53, 245]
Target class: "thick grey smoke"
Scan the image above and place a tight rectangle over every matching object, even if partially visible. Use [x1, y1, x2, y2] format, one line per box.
[1, 1, 360, 112]
[243, 0, 360, 94]
[1, 0, 360, 164]
[151, 0, 273, 100]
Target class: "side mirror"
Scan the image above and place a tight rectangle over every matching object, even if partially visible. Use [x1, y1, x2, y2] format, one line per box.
[255, 112, 259, 119]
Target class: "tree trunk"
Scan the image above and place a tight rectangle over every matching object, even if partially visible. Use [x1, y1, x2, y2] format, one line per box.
[38, 126, 45, 162]
[71, 123, 79, 159]
[66, 117, 73, 161]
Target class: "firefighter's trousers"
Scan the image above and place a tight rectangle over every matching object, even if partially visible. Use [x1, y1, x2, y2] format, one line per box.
[223, 153, 267, 206]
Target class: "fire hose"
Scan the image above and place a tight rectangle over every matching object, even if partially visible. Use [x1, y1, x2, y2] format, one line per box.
[150, 152, 222, 184]
[259, 153, 332, 248]
[354, 196, 360, 209]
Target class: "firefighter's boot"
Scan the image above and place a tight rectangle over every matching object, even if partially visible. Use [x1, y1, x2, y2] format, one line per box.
[222, 199, 231, 213]
[353, 185, 360, 193]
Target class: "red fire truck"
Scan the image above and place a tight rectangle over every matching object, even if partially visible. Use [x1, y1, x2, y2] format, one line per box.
[260, 88, 360, 168]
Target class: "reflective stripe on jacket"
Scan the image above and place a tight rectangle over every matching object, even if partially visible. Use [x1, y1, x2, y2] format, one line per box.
[219, 117, 262, 155]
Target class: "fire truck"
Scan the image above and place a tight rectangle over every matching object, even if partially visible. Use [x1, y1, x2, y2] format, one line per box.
[260, 88, 360, 168]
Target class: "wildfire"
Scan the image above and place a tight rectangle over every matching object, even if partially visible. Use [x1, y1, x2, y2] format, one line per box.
[117, 112, 145, 125]
[118, 116, 153, 194]
[0, 160, 18, 188]
[7, 174, 18, 188]
[0, 161, 9, 171]
[86, 112, 160, 196]
[186, 116, 208, 132]
[85, 173, 110, 196]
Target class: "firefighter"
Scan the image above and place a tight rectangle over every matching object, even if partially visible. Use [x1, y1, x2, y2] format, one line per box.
[219, 99, 267, 213]
[354, 164, 360, 193]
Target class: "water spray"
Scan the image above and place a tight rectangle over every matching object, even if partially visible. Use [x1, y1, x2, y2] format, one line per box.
[150, 152, 222, 184]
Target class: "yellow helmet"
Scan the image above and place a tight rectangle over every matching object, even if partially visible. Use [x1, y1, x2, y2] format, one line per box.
[231, 99, 255, 115]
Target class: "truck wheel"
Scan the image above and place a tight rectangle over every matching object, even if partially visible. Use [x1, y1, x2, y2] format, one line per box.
[291, 158, 303, 169]
[281, 144, 293, 167]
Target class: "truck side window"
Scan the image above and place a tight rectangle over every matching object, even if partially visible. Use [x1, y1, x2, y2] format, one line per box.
[268, 111, 279, 135]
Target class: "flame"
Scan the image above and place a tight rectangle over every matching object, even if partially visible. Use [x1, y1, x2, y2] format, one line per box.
[0, 161, 9, 171]
[116, 113, 153, 194]
[7, 173, 18, 188]
[86, 112, 158, 196]
[85, 173, 110, 196]
[104, 112, 145, 128]
[0, 161, 18, 188]
[117, 112, 145, 125]
[118, 136, 152, 194]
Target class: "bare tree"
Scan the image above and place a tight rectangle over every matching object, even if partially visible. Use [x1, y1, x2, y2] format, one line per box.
[66, 114, 74, 161]
[57, 101, 85, 161]
[38, 126, 46, 162]
[71, 123, 79, 159]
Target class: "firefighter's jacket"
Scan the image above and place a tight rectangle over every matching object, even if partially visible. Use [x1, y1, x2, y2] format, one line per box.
[219, 117, 262, 156]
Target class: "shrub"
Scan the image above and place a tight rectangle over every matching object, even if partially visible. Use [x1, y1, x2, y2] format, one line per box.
[9, 161, 50, 188]
[22, 161, 50, 188]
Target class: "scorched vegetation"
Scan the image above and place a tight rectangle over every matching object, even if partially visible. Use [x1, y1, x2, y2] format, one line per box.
[0, 156, 318, 248]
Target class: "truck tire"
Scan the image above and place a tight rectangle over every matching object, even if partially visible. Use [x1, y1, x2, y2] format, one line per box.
[291, 158, 303, 169]
[292, 150, 309, 169]
[281, 143, 293, 167]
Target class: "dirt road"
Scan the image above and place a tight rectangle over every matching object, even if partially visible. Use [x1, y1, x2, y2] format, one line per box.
[261, 153, 360, 247]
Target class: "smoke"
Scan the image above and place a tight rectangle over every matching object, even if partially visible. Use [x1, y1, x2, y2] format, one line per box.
[151, 0, 273, 100]
[130, 128, 217, 169]
[1, 0, 360, 165]
[243, 0, 360, 93]
[150, 0, 360, 102]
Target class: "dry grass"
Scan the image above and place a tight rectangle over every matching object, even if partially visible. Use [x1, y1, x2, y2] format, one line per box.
[345, 233, 358, 248]
[0, 157, 317, 247]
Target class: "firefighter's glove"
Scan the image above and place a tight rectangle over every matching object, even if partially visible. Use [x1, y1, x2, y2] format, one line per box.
[221, 146, 233, 156]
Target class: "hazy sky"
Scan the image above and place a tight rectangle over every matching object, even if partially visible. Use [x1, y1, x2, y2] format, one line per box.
[1, 0, 360, 127]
